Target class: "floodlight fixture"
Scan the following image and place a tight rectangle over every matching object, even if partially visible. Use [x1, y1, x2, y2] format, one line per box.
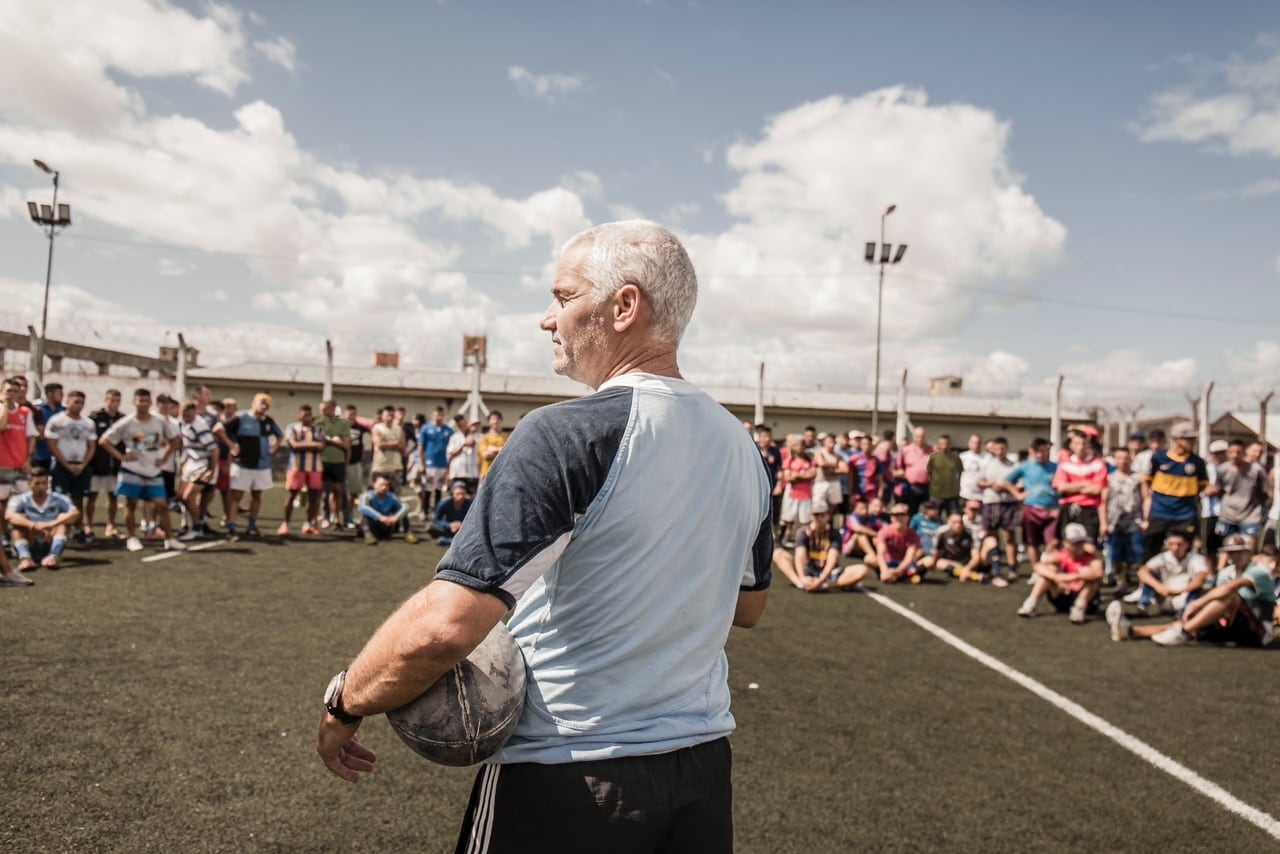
[865, 242, 876, 263]
[33, 159, 53, 174]
[892, 244, 907, 264]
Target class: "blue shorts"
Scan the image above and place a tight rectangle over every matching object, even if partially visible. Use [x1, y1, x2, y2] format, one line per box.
[1107, 531, 1144, 566]
[117, 472, 166, 502]
[1215, 520, 1261, 540]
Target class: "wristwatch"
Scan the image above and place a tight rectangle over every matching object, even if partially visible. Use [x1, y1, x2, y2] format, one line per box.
[323, 670, 362, 725]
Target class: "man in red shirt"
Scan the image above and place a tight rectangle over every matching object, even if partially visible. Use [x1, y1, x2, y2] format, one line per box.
[1051, 431, 1109, 542]
[1017, 522, 1104, 623]
[894, 426, 933, 517]
[875, 502, 924, 583]
[0, 377, 37, 546]
[779, 435, 815, 546]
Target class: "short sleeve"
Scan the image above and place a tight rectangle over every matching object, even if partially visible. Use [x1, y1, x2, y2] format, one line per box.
[742, 513, 773, 592]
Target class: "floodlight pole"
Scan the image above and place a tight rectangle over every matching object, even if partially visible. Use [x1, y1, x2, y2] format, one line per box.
[870, 206, 896, 439]
[34, 169, 60, 398]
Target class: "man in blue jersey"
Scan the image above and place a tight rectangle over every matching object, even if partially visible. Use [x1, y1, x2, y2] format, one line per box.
[1141, 422, 1208, 562]
[356, 473, 419, 545]
[6, 468, 79, 571]
[317, 220, 772, 853]
[223, 393, 283, 541]
[417, 406, 453, 516]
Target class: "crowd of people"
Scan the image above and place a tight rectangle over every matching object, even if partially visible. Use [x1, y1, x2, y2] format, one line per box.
[755, 420, 1279, 648]
[0, 377, 490, 585]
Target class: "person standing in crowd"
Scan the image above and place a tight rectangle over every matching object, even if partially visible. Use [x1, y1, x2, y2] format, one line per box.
[176, 400, 219, 542]
[43, 390, 96, 541]
[1006, 438, 1059, 568]
[978, 436, 1021, 586]
[86, 388, 125, 541]
[755, 425, 783, 531]
[31, 382, 64, 470]
[223, 393, 283, 541]
[958, 433, 986, 509]
[779, 434, 815, 546]
[315, 400, 351, 530]
[280, 404, 327, 537]
[853, 432, 881, 506]
[6, 467, 79, 572]
[446, 417, 481, 496]
[370, 406, 405, 492]
[1212, 439, 1271, 562]
[1107, 446, 1145, 593]
[925, 433, 963, 516]
[1200, 440, 1228, 563]
[0, 377, 37, 549]
[1134, 428, 1165, 478]
[1052, 430, 1109, 542]
[811, 432, 844, 519]
[1140, 423, 1207, 561]
[477, 410, 508, 481]
[318, 221, 770, 853]
[214, 397, 238, 526]
[874, 429, 897, 503]
[418, 406, 453, 517]
[189, 386, 229, 536]
[344, 403, 373, 524]
[894, 426, 933, 517]
[97, 389, 184, 553]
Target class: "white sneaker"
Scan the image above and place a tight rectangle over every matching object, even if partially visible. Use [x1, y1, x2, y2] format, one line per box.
[1069, 604, 1087, 624]
[1122, 588, 1143, 604]
[165, 538, 188, 552]
[1152, 625, 1190, 646]
[178, 529, 201, 542]
[126, 536, 144, 552]
[1105, 601, 1130, 642]
[1016, 597, 1037, 617]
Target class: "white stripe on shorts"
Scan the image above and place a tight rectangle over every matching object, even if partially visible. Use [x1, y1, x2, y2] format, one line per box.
[465, 763, 500, 854]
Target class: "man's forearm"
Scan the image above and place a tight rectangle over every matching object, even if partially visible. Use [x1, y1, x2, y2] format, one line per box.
[342, 580, 508, 716]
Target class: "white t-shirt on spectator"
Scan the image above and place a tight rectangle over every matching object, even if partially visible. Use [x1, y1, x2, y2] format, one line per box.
[43, 412, 97, 464]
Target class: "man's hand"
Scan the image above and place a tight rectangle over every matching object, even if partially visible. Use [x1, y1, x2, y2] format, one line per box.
[122, 451, 140, 462]
[316, 715, 377, 784]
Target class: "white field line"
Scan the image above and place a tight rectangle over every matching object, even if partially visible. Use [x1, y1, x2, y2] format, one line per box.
[865, 591, 1280, 842]
[140, 540, 225, 563]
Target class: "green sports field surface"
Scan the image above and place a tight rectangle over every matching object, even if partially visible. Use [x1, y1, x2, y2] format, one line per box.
[3, 523, 1277, 853]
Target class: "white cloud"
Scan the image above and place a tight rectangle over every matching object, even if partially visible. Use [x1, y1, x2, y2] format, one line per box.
[207, 288, 228, 303]
[507, 65, 585, 104]
[661, 201, 700, 225]
[254, 36, 297, 73]
[1134, 39, 1280, 158]
[1057, 349, 1199, 405]
[156, 257, 195, 277]
[678, 87, 1066, 387]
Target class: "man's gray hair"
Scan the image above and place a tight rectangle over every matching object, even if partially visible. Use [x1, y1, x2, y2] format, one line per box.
[562, 220, 698, 344]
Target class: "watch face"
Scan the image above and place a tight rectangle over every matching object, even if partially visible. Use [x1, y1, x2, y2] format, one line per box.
[324, 672, 343, 707]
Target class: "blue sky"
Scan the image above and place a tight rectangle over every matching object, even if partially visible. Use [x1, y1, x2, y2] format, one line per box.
[2, 0, 1279, 413]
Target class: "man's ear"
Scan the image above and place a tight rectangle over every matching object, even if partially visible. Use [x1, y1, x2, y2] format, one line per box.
[612, 283, 642, 332]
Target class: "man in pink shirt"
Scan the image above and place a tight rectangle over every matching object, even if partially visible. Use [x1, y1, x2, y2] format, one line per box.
[894, 426, 933, 517]
[1051, 430, 1109, 542]
[875, 502, 924, 583]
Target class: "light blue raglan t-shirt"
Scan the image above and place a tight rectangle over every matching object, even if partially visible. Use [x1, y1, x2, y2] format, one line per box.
[435, 372, 774, 765]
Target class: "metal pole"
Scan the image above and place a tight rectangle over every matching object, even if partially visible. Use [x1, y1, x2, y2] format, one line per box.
[753, 361, 764, 425]
[176, 333, 188, 401]
[894, 369, 909, 443]
[1049, 374, 1064, 455]
[1259, 392, 1273, 453]
[33, 171, 59, 398]
[871, 212, 887, 439]
[323, 339, 335, 402]
[1198, 382, 1213, 460]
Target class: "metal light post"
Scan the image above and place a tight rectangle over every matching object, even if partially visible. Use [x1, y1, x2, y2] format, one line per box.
[864, 205, 907, 438]
[26, 159, 72, 398]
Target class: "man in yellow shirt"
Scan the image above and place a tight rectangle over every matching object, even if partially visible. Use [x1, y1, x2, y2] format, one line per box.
[477, 410, 508, 479]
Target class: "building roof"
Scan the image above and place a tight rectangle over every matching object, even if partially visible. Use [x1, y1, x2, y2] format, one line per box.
[191, 360, 1086, 422]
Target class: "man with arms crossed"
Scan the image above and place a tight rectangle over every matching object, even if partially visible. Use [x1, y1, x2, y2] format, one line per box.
[86, 388, 125, 541]
[223, 393, 283, 541]
[317, 221, 772, 852]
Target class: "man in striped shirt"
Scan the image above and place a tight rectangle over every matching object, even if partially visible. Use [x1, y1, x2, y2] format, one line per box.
[281, 404, 327, 537]
[178, 401, 220, 541]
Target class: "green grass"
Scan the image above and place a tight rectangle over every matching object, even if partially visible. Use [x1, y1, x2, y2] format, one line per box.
[3, 524, 1277, 853]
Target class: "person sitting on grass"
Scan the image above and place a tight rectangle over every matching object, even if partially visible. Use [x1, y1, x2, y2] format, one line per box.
[773, 509, 869, 592]
[909, 500, 945, 560]
[1124, 529, 1211, 615]
[1107, 535, 1276, 646]
[923, 512, 981, 581]
[841, 497, 883, 569]
[357, 474, 419, 546]
[1017, 522, 1103, 623]
[6, 468, 79, 573]
[876, 503, 924, 583]
[428, 480, 472, 546]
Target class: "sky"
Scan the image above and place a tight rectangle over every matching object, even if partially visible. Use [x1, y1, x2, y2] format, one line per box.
[2, 0, 1280, 416]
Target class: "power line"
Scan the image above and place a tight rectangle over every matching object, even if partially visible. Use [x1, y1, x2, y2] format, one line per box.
[58, 231, 1274, 326]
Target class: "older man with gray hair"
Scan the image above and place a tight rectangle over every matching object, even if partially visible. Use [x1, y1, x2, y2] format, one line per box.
[317, 220, 773, 852]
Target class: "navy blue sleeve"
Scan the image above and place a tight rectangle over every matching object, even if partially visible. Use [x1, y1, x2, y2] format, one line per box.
[435, 387, 633, 607]
[745, 511, 773, 592]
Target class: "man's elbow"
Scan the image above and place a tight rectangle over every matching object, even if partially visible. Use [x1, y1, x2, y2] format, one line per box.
[734, 590, 768, 628]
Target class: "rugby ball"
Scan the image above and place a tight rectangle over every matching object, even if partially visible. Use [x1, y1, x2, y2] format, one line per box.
[386, 621, 527, 766]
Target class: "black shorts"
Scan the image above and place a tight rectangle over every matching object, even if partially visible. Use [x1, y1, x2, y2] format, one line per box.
[321, 461, 347, 486]
[1198, 599, 1270, 647]
[1058, 504, 1100, 541]
[455, 737, 732, 854]
[982, 502, 1020, 533]
[52, 464, 92, 499]
[162, 471, 176, 501]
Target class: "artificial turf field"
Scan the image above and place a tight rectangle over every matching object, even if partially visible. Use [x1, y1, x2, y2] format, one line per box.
[3, 519, 1278, 853]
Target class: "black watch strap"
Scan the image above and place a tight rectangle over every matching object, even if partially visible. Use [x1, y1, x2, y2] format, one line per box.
[324, 670, 362, 725]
